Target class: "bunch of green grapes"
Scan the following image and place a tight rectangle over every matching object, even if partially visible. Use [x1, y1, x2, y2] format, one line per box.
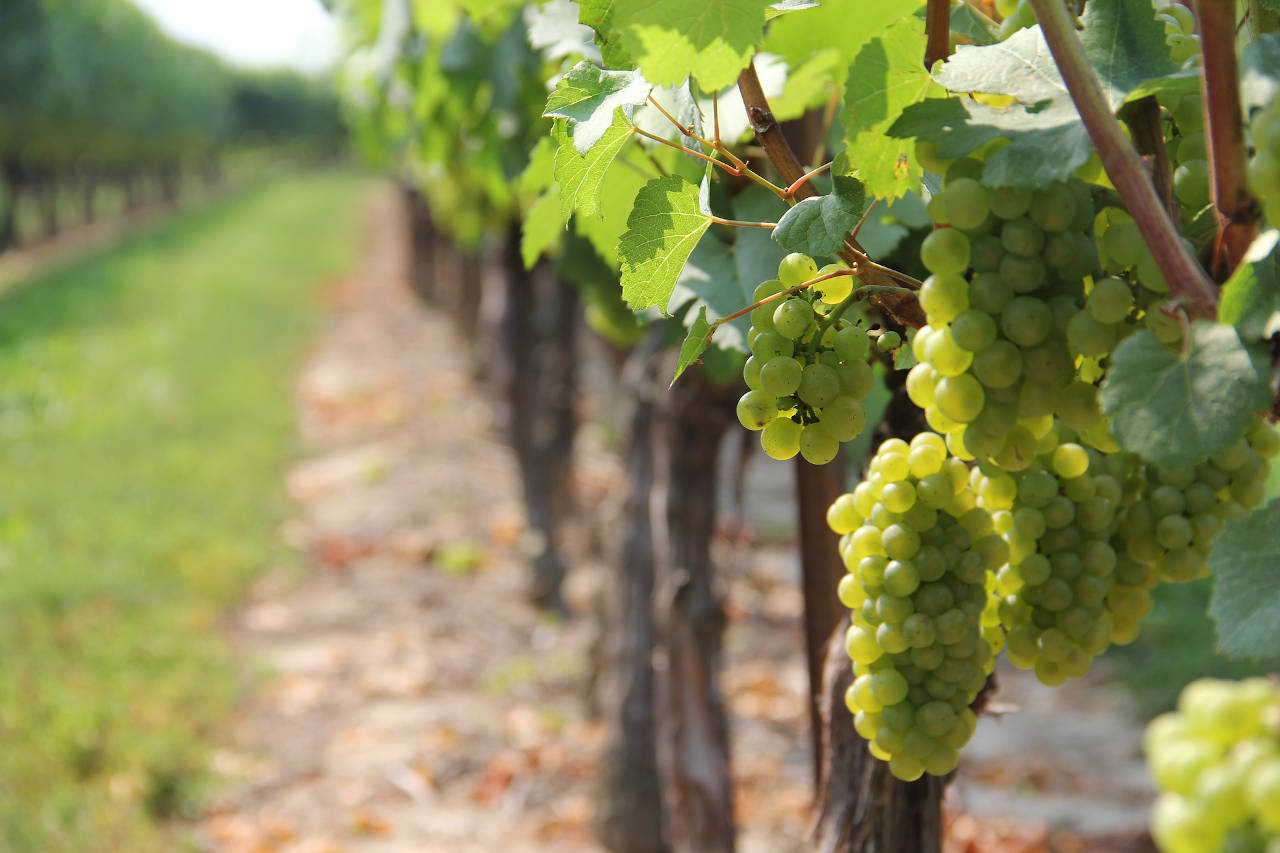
[975, 439, 1148, 685]
[1249, 96, 1280, 226]
[905, 163, 1129, 467]
[1146, 678, 1280, 853]
[1117, 418, 1280, 584]
[827, 433, 1007, 780]
[1155, 1, 1200, 65]
[736, 252, 882, 465]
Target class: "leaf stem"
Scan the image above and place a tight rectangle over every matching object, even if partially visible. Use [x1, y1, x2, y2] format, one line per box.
[1027, 0, 1218, 318]
[630, 125, 741, 174]
[1193, 0, 1261, 280]
[708, 214, 777, 230]
[647, 94, 710, 145]
[784, 162, 834, 198]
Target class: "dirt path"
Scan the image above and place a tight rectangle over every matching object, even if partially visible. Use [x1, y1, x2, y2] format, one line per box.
[197, 185, 1157, 853]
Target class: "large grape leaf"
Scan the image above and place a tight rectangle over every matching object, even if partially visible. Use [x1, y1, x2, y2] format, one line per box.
[618, 175, 712, 310]
[1209, 498, 1280, 660]
[887, 0, 1184, 188]
[544, 61, 650, 153]
[1241, 33, 1280, 113]
[841, 17, 934, 200]
[573, 147, 651, 268]
[772, 176, 867, 256]
[610, 0, 772, 90]
[578, 0, 632, 68]
[1099, 323, 1271, 467]
[1219, 230, 1280, 344]
[552, 112, 633, 222]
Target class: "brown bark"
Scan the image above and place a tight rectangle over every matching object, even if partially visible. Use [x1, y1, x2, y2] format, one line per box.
[593, 330, 669, 853]
[652, 365, 737, 853]
[0, 157, 20, 251]
[403, 186, 437, 302]
[500, 228, 578, 610]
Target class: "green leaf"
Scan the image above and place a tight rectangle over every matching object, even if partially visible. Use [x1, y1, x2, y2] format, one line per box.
[520, 136, 556, 193]
[889, 0, 1180, 188]
[544, 60, 651, 153]
[767, 0, 820, 18]
[619, 175, 712, 310]
[764, 0, 923, 67]
[669, 233, 752, 352]
[842, 17, 934, 199]
[894, 328, 919, 370]
[1209, 497, 1280, 660]
[672, 306, 713, 385]
[772, 176, 867, 256]
[552, 112, 633, 222]
[1220, 229, 1280, 344]
[1241, 33, 1280, 114]
[578, 0, 633, 68]
[949, 3, 999, 46]
[611, 0, 772, 90]
[731, 186, 789, 291]
[1099, 322, 1271, 468]
[526, 0, 600, 61]
[574, 147, 651, 268]
[522, 188, 564, 268]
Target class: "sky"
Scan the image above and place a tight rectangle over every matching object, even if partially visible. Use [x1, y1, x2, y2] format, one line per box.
[126, 0, 342, 73]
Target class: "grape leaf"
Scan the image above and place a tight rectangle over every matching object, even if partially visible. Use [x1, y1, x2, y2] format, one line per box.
[1219, 229, 1280, 344]
[1099, 323, 1271, 468]
[888, 0, 1182, 188]
[772, 176, 868, 256]
[573, 147, 650, 268]
[669, 233, 752, 352]
[578, 0, 632, 67]
[767, 0, 820, 18]
[842, 17, 934, 200]
[949, 4, 999, 46]
[1209, 497, 1280, 660]
[522, 187, 564, 267]
[520, 136, 556, 193]
[544, 61, 651, 153]
[1241, 33, 1280, 114]
[618, 175, 712, 310]
[552, 112, 633, 222]
[672, 306, 713, 385]
[611, 0, 772, 90]
[764, 0, 923, 67]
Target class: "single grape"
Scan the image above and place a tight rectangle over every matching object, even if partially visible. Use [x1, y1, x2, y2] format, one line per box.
[736, 389, 777, 431]
[779, 252, 819, 289]
[920, 228, 971, 275]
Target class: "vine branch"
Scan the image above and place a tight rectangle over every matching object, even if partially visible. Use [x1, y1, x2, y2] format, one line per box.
[1027, 0, 1218, 318]
[736, 62, 927, 328]
[924, 0, 952, 69]
[1193, 0, 1260, 280]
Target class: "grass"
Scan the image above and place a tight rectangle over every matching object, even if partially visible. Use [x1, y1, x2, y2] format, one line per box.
[0, 171, 369, 851]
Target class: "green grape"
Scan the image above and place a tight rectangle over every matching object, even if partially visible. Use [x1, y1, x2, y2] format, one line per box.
[774, 297, 815, 340]
[736, 389, 778, 431]
[761, 417, 803, 460]
[800, 424, 839, 465]
[970, 234, 1005, 272]
[1030, 182, 1078, 232]
[950, 309, 998, 352]
[751, 330, 794, 359]
[836, 358, 876, 398]
[943, 178, 991, 230]
[779, 252, 819, 288]
[1000, 217, 1045, 256]
[822, 396, 868, 441]
[970, 272, 1013, 315]
[919, 274, 970, 324]
[989, 186, 1031, 220]
[798, 362, 841, 407]
[1086, 276, 1133, 324]
[834, 325, 871, 361]
[760, 355, 803, 396]
[920, 228, 971, 275]
[1066, 310, 1118, 358]
[814, 263, 853, 304]
[878, 331, 903, 352]
[934, 374, 985, 423]
[1174, 159, 1211, 210]
[750, 279, 784, 328]
[1000, 297, 1053, 348]
[999, 253, 1047, 293]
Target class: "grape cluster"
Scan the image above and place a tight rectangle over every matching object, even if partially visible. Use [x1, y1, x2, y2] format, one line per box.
[827, 433, 1006, 780]
[1117, 418, 1280, 584]
[1249, 96, 1280, 227]
[737, 252, 880, 465]
[905, 164, 1129, 468]
[974, 439, 1148, 684]
[1146, 678, 1280, 853]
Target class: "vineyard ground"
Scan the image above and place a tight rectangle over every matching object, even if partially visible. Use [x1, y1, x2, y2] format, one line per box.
[197, 184, 1162, 853]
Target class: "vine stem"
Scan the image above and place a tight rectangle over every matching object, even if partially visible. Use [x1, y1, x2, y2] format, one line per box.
[1194, 0, 1260, 279]
[736, 62, 926, 328]
[1027, 0, 1218, 318]
[924, 0, 952, 69]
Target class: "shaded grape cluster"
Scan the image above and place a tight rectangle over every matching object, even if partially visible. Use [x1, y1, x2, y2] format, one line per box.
[737, 252, 878, 464]
[827, 433, 1006, 780]
[1249, 96, 1280, 226]
[1146, 678, 1280, 853]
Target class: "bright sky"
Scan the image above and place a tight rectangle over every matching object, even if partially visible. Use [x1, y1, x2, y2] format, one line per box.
[126, 0, 342, 73]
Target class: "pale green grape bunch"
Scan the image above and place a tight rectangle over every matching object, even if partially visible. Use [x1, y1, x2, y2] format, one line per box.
[975, 437, 1148, 685]
[1116, 417, 1280, 585]
[906, 161, 1125, 468]
[827, 433, 1006, 780]
[737, 252, 884, 465]
[1248, 96, 1280, 227]
[1146, 678, 1280, 853]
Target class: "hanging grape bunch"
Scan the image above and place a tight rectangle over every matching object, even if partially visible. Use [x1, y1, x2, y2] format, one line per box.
[736, 251, 888, 465]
